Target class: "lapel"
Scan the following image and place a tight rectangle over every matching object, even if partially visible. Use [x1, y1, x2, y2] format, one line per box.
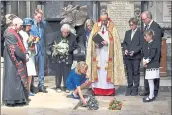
[130, 29, 139, 43]
[32, 20, 43, 38]
[128, 30, 132, 43]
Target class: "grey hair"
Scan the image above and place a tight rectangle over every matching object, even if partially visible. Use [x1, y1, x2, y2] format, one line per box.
[12, 17, 23, 25]
[61, 24, 71, 32]
[143, 11, 152, 19]
[84, 19, 94, 30]
[100, 9, 108, 16]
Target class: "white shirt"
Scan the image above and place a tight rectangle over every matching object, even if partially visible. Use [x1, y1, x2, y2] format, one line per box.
[131, 28, 138, 40]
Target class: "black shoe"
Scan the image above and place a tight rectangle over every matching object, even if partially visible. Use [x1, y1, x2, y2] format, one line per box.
[125, 88, 132, 96]
[131, 88, 138, 96]
[143, 96, 154, 102]
[131, 92, 138, 96]
[139, 92, 149, 96]
[38, 86, 48, 93]
[30, 86, 38, 94]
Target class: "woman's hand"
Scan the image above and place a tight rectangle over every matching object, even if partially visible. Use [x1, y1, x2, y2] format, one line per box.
[29, 47, 35, 51]
[82, 98, 87, 105]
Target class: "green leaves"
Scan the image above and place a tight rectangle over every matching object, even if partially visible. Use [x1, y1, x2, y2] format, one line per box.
[108, 98, 122, 110]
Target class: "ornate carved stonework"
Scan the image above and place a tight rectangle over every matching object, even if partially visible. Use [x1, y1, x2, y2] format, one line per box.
[60, 3, 88, 34]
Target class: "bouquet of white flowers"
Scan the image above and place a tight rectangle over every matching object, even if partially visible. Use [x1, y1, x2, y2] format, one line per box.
[52, 39, 69, 57]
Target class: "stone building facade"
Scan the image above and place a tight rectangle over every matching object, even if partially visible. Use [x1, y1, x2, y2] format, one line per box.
[1, 1, 171, 76]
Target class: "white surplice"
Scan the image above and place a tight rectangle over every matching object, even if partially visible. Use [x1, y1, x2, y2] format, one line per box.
[92, 25, 114, 89]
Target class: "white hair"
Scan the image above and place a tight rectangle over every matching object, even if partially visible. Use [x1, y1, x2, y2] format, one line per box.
[61, 24, 71, 32]
[12, 17, 23, 26]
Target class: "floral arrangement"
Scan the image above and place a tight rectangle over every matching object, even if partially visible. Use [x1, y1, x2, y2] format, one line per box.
[27, 36, 40, 56]
[108, 98, 122, 110]
[52, 39, 69, 57]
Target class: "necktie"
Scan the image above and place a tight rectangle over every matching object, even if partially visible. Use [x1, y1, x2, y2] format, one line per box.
[37, 23, 40, 32]
[144, 25, 149, 31]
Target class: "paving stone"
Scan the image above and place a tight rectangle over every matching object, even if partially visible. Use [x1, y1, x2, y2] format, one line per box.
[119, 110, 145, 115]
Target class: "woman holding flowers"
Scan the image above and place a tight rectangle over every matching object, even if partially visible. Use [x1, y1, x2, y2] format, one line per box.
[19, 18, 39, 96]
[48, 24, 78, 93]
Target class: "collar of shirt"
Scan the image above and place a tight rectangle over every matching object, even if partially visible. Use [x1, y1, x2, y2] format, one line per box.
[148, 40, 153, 43]
[132, 27, 138, 33]
[33, 19, 40, 26]
[144, 19, 154, 28]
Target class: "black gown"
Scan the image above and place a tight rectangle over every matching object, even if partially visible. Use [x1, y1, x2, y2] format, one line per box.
[2, 30, 28, 106]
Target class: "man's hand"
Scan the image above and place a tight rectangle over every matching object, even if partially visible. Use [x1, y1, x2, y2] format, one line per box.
[95, 44, 99, 48]
[125, 50, 129, 55]
[101, 40, 108, 46]
[129, 51, 134, 56]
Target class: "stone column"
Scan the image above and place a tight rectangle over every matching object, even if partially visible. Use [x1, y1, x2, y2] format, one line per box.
[10, 1, 18, 16]
[5, 1, 11, 14]
[30, 1, 38, 18]
[26, 1, 31, 17]
[18, 1, 26, 19]
[93, 1, 99, 22]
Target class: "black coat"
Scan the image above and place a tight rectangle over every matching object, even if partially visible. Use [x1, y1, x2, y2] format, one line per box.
[3, 30, 28, 104]
[142, 40, 160, 69]
[48, 32, 78, 64]
[123, 28, 144, 59]
[143, 21, 163, 59]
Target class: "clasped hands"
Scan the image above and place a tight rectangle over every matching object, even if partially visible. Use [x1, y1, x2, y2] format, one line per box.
[143, 59, 148, 68]
[125, 50, 134, 56]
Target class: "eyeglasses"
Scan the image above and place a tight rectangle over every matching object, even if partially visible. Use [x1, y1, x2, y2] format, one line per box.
[142, 17, 148, 21]
[129, 24, 135, 26]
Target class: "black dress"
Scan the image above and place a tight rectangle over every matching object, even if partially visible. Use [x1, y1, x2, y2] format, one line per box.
[2, 30, 28, 106]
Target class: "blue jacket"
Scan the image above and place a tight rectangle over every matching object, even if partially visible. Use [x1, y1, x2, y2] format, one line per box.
[30, 19, 46, 56]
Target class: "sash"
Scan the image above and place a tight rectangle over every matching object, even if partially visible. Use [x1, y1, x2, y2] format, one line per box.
[8, 28, 28, 88]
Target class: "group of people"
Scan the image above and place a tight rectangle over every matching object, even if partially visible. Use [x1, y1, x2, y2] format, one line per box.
[2, 8, 163, 107]
[2, 9, 47, 106]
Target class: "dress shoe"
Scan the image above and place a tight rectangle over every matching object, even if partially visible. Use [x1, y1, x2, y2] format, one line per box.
[143, 96, 155, 102]
[56, 88, 62, 93]
[38, 86, 48, 93]
[131, 92, 138, 96]
[125, 88, 132, 96]
[131, 88, 138, 96]
[139, 92, 149, 96]
[65, 89, 70, 93]
[30, 86, 38, 94]
[29, 92, 35, 96]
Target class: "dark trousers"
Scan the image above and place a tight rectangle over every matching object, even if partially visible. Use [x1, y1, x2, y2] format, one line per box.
[125, 59, 141, 91]
[52, 62, 72, 89]
[143, 68, 160, 96]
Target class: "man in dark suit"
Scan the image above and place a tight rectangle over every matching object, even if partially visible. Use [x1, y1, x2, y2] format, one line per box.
[123, 17, 143, 96]
[48, 24, 78, 93]
[140, 11, 163, 97]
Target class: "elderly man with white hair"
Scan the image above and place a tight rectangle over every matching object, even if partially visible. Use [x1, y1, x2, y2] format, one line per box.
[2, 17, 29, 106]
[48, 23, 78, 93]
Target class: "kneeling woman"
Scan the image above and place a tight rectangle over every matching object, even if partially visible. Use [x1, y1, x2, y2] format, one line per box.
[66, 61, 91, 105]
[142, 29, 160, 102]
[19, 18, 37, 96]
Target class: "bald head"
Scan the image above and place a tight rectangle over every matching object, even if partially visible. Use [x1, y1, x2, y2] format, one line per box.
[12, 17, 23, 31]
[141, 11, 152, 25]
